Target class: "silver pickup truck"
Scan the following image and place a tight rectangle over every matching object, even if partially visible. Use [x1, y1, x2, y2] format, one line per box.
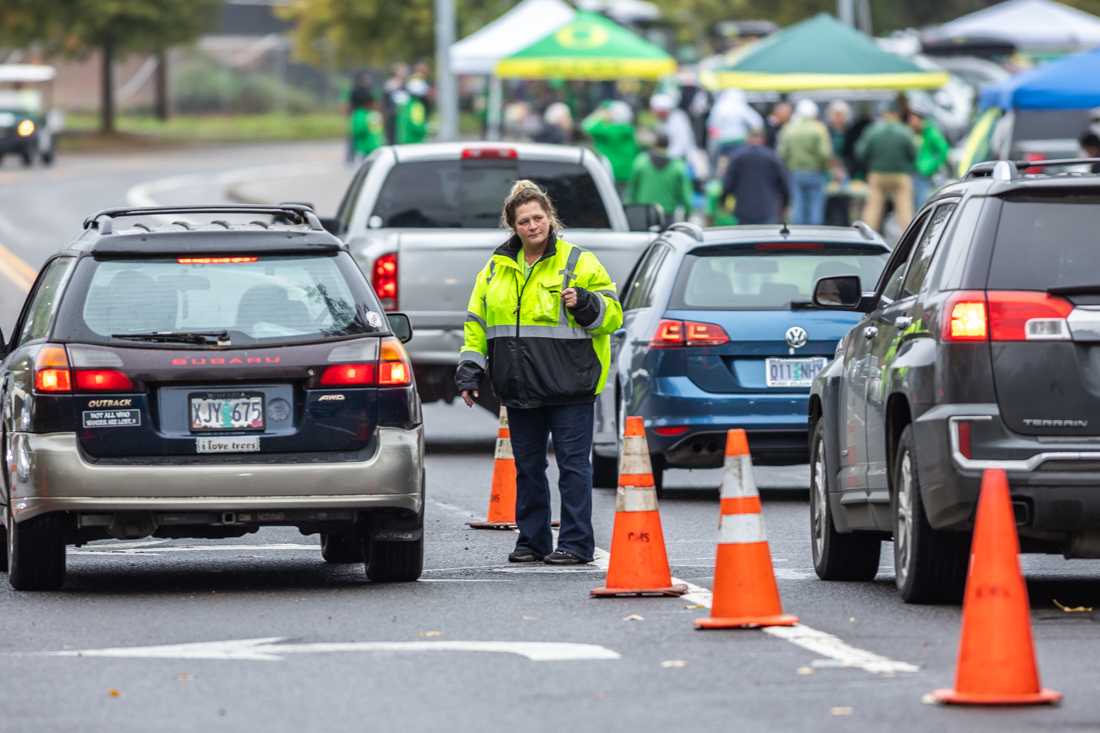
[324, 142, 662, 411]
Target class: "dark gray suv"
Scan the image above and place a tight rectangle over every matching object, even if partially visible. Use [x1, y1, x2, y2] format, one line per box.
[808, 159, 1100, 603]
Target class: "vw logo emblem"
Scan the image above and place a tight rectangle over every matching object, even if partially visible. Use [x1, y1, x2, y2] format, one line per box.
[785, 326, 808, 350]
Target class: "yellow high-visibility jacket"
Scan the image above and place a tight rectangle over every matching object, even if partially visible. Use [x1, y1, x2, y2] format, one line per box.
[456, 235, 623, 409]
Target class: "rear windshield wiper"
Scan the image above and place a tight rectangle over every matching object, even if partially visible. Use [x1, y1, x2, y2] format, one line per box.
[111, 330, 230, 346]
[1048, 284, 1100, 296]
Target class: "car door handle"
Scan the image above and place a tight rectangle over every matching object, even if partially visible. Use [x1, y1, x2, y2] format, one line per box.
[863, 326, 878, 340]
[894, 315, 913, 329]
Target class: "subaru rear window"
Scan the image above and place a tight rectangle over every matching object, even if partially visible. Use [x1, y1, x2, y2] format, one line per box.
[372, 160, 611, 229]
[60, 254, 384, 346]
[989, 197, 1100, 290]
[671, 247, 889, 310]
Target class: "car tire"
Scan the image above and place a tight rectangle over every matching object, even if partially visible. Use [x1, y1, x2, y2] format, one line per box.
[8, 512, 66, 591]
[40, 149, 54, 166]
[651, 454, 666, 500]
[320, 532, 365, 563]
[592, 450, 618, 488]
[19, 148, 32, 167]
[810, 419, 881, 581]
[892, 425, 969, 604]
[366, 536, 423, 582]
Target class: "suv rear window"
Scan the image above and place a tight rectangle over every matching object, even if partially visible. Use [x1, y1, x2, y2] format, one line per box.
[989, 197, 1100, 290]
[372, 159, 611, 229]
[670, 246, 889, 309]
[60, 253, 384, 346]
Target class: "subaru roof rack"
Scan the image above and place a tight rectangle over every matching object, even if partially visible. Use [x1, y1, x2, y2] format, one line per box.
[667, 221, 703, 241]
[83, 204, 325, 235]
[851, 220, 877, 240]
[964, 158, 1100, 182]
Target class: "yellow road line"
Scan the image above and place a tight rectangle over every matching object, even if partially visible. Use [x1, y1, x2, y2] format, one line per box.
[0, 242, 37, 293]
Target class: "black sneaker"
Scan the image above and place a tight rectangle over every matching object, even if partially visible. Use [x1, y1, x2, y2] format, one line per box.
[543, 549, 591, 565]
[508, 547, 545, 563]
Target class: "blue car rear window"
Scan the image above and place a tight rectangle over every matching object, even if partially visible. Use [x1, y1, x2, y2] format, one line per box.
[671, 248, 888, 309]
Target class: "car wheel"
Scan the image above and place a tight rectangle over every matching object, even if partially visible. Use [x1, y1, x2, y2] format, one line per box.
[892, 425, 969, 604]
[367, 536, 423, 582]
[40, 149, 54, 166]
[19, 148, 32, 167]
[320, 532, 365, 563]
[651, 454, 666, 500]
[8, 511, 66, 591]
[592, 450, 618, 488]
[810, 419, 881, 581]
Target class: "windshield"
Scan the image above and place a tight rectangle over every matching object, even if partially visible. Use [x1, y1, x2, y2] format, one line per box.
[0, 89, 42, 113]
[671, 248, 889, 309]
[371, 159, 612, 229]
[64, 254, 384, 346]
[990, 197, 1100, 291]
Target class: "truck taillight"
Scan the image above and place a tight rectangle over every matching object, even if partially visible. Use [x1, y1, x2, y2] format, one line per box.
[378, 338, 412, 386]
[372, 252, 398, 311]
[461, 147, 517, 160]
[943, 291, 1073, 342]
[650, 319, 730, 348]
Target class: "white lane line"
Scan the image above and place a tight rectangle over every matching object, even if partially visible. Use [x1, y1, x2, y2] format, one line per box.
[71, 543, 318, 556]
[45, 638, 619, 663]
[418, 578, 512, 583]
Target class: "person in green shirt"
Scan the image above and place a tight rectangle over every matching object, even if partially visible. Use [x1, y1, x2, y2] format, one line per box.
[396, 77, 429, 145]
[855, 103, 917, 232]
[350, 99, 385, 161]
[909, 111, 949, 208]
[582, 101, 638, 188]
[625, 134, 693, 222]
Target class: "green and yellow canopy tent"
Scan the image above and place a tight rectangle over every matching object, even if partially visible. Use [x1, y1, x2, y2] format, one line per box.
[495, 11, 676, 81]
[701, 13, 948, 92]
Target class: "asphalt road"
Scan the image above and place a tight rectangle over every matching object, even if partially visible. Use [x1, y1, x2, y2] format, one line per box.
[1, 142, 1099, 732]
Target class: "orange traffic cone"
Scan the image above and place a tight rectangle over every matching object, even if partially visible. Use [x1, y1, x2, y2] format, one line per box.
[592, 416, 687, 598]
[932, 469, 1061, 705]
[468, 407, 519, 530]
[696, 429, 798, 629]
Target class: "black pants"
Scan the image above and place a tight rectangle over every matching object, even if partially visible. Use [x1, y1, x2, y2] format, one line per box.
[507, 402, 595, 561]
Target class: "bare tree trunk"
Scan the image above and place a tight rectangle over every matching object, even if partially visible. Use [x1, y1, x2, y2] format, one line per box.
[100, 38, 116, 134]
[154, 48, 170, 121]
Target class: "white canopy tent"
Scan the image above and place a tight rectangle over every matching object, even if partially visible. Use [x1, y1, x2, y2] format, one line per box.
[450, 0, 576, 138]
[927, 0, 1100, 52]
[450, 0, 575, 75]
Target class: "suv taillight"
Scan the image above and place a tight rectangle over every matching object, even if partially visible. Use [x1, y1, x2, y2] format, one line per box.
[650, 319, 730, 348]
[320, 338, 412, 387]
[34, 345, 134, 393]
[372, 252, 398, 311]
[942, 291, 1073, 342]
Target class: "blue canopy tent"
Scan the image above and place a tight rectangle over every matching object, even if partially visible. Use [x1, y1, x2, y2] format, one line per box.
[980, 48, 1100, 109]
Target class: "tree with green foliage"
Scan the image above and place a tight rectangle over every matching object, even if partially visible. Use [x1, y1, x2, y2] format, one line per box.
[0, 0, 219, 133]
[277, 0, 515, 68]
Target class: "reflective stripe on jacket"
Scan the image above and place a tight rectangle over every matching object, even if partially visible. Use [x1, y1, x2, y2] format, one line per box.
[458, 236, 623, 409]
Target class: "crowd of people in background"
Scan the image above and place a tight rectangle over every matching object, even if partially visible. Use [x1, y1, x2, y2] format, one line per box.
[344, 68, 961, 237]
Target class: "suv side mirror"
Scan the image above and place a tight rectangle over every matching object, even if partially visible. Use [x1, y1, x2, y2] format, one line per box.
[386, 312, 413, 343]
[813, 275, 864, 309]
[624, 203, 666, 233]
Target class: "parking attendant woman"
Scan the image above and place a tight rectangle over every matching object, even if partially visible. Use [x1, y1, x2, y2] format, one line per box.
[456, 181, 623, 565]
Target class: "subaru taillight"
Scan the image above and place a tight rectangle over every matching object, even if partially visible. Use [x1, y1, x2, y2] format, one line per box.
[943, 291, 1073, 342]
[372, 252, 398, 310]
[34, 345, 72, 393]
[650, 319, 730, 348]
[378, 338, 413, 386]
[320, 363, 376, 386]
[74, 369, 134, 392]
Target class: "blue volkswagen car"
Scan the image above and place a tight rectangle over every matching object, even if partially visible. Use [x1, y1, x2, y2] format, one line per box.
[592, 222, 890, 493]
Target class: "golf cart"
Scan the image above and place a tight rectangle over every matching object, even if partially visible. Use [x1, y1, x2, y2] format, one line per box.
[0, 64, 62, 167]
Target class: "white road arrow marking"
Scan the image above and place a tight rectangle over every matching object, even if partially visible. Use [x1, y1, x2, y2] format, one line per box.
[46, 639, 620, 663]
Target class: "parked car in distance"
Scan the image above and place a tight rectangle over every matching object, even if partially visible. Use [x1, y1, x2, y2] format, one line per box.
[810, 159, 1100, 603]
[593, 222, 890, 494]
[0, 64, 60, 167]
[322, 142, 662, 413]
[954, 106, 1093, 177]
[1, 204, 424, 590]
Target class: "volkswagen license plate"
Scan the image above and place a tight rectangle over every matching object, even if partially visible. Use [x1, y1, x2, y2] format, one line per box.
[765, 357, 828, 388]
[189, 392, 265, 432]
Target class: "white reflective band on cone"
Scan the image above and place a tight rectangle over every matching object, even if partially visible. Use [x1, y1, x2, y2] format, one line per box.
[616, 486, 658, 512]
[495, 437, 514, 460]
[619, 436, 652, 474]
[498, 407, 509, 428]
[718, 513, 767, 544]
[719, 455, 759, 499]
